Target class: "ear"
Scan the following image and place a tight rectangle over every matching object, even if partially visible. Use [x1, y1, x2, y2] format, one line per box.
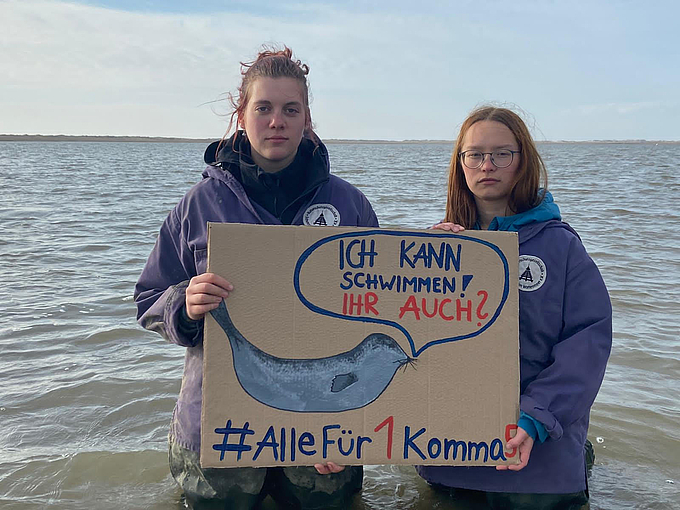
[236, 109, 245, 129]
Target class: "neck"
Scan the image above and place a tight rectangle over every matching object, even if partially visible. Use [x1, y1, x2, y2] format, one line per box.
[251, 149, 297, 173]
[475, 199, 512, 229]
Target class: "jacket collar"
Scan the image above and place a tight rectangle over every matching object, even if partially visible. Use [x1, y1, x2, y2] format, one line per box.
[205, 131, 330, 187]
[482, 191, 561, 232]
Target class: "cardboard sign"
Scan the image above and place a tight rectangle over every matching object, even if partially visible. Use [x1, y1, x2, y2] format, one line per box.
[202, 224, 519, 468]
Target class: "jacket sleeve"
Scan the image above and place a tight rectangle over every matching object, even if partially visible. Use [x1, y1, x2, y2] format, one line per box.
[360, 193, 380, 227]
[134, 207, 203, 347]
[520, 238, 612, 440]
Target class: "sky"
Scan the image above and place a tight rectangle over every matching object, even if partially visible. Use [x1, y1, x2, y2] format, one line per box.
[1, 0, 679, 141]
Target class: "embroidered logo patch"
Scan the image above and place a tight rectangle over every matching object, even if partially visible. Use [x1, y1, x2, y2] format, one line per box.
[518, 255, 547, 292]
[303, 204, 341, 227]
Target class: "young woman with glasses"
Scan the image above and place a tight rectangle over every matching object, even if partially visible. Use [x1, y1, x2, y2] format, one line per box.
[419, 106, 612, 509]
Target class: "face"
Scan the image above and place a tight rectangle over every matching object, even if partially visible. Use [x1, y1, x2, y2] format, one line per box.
[241, 76, 308, 173]
[460, 120, 520, 209]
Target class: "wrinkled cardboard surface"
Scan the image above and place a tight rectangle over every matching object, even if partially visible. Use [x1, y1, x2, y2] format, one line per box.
[202, 224, 519, 467]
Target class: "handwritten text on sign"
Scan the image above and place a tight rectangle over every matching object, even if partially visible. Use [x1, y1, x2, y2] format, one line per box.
[294, 231, 510, 357]
[212, 416, 520, 464]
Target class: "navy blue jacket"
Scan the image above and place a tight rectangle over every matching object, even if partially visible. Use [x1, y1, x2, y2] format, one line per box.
[134, 134, 379, 451]
[417, 194, 612, 494]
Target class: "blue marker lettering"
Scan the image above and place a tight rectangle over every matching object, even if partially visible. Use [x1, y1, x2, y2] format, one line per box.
[403, 426, 427, 460]
[428, 438, 442, 459]
[338, 429, 354, 457]
[340, 271, 353, 290]
[467, 441, 489, 462]
[298, 432, 316, 456]
[356, 435, 372, 459]
[252, 426, 279, 462]
[379, 274, 397, 291]
[490, 438, 507, 461]
[444, 438, 467, 460]
[323, 424, 341, 458]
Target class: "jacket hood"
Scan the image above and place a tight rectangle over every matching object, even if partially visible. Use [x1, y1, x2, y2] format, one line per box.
[200, 131, 332, 221]
[203, 130, 330, 176]
[203, 131, 246, 168]
[486, 190, 561, 232]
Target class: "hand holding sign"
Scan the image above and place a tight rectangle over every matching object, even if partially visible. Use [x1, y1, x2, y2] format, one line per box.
[186, 272, 234, 320]
[432, 222, 466, 233]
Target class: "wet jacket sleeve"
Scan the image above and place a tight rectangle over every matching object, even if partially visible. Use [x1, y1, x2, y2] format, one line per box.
[133, 207, 203, 347]
[520, 238, 612, 440]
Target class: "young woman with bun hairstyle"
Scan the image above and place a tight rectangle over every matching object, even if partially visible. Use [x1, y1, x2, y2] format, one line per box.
[418, 106, 612, 510]
[135, 46, 376, 509]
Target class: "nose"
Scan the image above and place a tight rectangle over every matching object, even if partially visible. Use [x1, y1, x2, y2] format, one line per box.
[269, 110, 285, 129]
[480, 153, 496, 171]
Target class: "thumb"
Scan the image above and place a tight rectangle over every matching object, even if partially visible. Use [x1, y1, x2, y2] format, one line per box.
[506, 427, 529, 449]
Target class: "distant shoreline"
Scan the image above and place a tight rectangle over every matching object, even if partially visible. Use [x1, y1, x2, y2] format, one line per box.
[0, 134, 678, 144]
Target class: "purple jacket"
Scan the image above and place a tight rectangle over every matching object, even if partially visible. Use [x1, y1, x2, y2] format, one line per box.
[417, 219, 612, 494]
[134, 137, 378, 452]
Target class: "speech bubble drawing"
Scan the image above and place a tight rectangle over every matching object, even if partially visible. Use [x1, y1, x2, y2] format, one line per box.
[293, 230, 510, 357]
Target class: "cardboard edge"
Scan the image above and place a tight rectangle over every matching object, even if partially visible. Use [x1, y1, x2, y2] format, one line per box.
[199, 221, 214, 468]
[199, 224, 521, 468]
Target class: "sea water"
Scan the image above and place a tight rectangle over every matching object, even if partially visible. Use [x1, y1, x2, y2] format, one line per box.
[0, 141, 678, 509]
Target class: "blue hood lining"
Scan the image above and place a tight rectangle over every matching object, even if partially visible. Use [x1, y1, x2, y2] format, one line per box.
[483, 191, 561, 232]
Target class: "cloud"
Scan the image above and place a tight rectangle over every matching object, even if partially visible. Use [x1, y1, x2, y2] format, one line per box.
[0, 0, 475, 137]
[1, 0, 678, 139]
[2, 1, 260, 92]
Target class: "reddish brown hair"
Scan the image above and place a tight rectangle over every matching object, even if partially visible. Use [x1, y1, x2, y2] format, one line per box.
[444, 106, 548, 228]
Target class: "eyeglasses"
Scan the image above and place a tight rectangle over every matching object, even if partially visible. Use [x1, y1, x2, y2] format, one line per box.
[459, 149, 521, 169]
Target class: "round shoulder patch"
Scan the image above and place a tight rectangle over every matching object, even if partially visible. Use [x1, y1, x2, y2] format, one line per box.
[518, 255, 547, 292]
[303, 204, 341, 227]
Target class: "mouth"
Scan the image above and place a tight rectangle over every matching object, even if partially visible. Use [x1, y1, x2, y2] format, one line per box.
[266, 136, 289, 142]
[478, 178, 500, 184]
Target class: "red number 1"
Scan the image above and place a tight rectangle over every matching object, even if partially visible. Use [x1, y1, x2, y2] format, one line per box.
[374, 416, 394, 460]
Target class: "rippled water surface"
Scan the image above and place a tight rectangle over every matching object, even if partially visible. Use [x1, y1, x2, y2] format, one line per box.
[1, 141, 679, 509]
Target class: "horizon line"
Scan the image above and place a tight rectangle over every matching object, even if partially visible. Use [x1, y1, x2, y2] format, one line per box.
[1, 134, 678, 144]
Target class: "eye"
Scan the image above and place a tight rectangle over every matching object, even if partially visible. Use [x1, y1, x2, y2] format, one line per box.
[285, 107, 300, 115]
[494, 150, 512, 158]
[466, 151, 482, 159]
[254, 105, 270, 112]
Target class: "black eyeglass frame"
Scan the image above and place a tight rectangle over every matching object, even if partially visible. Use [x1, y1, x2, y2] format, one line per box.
[459, 150, 521, 169]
